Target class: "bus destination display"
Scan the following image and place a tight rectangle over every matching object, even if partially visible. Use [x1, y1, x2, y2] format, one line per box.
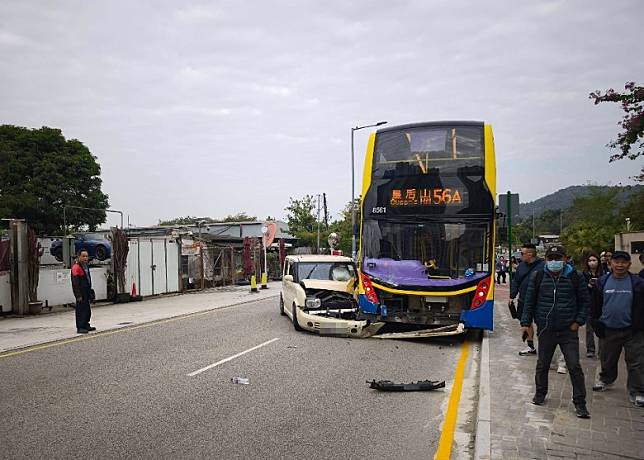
[390, 187, 463, 207]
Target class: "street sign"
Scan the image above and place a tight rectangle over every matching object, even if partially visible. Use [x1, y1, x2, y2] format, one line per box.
[262, 222, 277, 248]
[498, 193, 520, 220]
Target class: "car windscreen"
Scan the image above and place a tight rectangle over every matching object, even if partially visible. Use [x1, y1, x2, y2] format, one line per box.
[296, 262, 356, 282]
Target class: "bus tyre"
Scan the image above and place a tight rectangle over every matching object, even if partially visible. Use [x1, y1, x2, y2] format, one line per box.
[292, 304, 304, 331]
[279, 294, 286, 316]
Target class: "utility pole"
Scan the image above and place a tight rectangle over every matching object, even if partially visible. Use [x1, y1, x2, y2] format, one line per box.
[507, 191, 513, 283]
[316, 194, 321, 254]
[532, 209, 535, 240]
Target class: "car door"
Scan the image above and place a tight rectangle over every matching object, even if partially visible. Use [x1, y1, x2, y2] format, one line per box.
[282, 260, 296, 315]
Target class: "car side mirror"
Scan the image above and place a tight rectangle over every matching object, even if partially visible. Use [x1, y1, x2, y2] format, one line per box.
[283, 275, 293, 282]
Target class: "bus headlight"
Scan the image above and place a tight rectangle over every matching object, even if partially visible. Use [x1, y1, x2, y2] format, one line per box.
[306, 298, 321, 308]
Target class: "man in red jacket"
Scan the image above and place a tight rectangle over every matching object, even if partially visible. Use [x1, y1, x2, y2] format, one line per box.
[71, 250, 96, 333]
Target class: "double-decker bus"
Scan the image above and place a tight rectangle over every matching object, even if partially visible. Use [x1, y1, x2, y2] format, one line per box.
[356, 121, 496, 330]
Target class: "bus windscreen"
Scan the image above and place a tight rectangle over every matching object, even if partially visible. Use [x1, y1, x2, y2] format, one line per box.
[372, 125, 484, 178]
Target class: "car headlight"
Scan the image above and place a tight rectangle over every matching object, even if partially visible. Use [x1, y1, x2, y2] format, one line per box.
[305, 298, 321, 308]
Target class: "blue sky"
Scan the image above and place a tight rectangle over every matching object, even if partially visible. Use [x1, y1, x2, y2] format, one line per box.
[1, 0, 642, 227]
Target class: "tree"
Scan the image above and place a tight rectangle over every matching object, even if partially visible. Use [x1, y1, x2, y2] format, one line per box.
[158, 216, 217, 226]
[159, 212, 257, 226]
[590, 81, 643, 181]
[285, 195, 318, 248]
[328, 199, 361, 254]
[221, 212, 257, 222]
[561, 223, 616, 262]
[617, 187, 644, 231]
[0, 125, 109, 234]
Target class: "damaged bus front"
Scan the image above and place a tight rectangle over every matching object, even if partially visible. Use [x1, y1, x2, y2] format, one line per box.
[356, 121, 496, 331]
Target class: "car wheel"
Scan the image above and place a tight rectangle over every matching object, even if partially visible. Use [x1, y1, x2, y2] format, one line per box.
[292, 303, 303, 331]
[95, 245, 107, 261]
[279, 294, 286, 316]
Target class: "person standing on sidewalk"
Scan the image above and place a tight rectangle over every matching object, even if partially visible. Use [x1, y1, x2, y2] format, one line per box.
[600, 251, 612, 274]
[496, 257, 507, 284]
[510, 243, 544, 356]
[582, 252, 605, 358]
[71, 250, 96, 334]
[521, 245, 591, 418]
[639, 253, 644, 279]
[591, 251, 644, 407]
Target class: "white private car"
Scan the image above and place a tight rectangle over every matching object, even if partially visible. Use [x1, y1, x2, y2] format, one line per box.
[279, 254, 383, 338]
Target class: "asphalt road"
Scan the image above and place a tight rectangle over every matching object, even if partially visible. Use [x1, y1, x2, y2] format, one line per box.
[0, 296, 469, 459]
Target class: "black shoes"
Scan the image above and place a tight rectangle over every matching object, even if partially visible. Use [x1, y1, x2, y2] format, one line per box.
[77, 329, 89, 334]
[88, 326, 97, 331]
[575, 403, 590, 418]
[532, 394, 590, 418]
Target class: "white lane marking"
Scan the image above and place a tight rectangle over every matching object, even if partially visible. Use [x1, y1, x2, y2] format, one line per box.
[188, 337, 280, 377]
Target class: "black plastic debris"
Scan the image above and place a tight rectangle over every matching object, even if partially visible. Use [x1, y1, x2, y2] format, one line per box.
[367, 379, 445, 392]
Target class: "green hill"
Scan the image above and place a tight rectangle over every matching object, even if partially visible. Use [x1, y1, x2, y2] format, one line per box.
[519, 185, 643, 218]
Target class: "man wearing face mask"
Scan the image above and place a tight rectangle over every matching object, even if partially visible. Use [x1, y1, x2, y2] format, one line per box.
[591, 251, 644, 407]
[521, 245, 591, 418]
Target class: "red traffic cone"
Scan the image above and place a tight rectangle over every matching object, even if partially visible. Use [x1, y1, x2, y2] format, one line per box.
[131, 281, 137, 297]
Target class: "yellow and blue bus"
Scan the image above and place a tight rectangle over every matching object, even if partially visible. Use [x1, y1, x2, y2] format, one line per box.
[357, 121, 496, 330]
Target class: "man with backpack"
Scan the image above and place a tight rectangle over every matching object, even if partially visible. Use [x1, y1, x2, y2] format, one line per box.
[510, 243, 544, 356]
[520, 245, 591, 418]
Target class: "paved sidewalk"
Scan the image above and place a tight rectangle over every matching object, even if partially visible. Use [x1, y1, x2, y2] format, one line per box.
[488, 283, 644, 459]
[0, 283, 279, 353]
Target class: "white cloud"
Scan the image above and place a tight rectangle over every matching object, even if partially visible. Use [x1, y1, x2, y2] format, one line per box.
[250, 83, 294, 97]
[176, 66, 208, 82]
[1, 0, 642, 223]
[175, 5, 222, 23]
[0, 29, 26, 46]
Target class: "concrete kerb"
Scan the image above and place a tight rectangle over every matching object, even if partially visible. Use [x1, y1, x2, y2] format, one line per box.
[0, 287, 279, 356]
[473, 330, 491, 460]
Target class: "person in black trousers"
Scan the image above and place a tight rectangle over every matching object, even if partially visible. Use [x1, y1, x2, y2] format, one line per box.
[582, 252, 605, 358]
[591, 251, 644, 408]
[521, 245, 591, 418]
[71, 250, 96, 334]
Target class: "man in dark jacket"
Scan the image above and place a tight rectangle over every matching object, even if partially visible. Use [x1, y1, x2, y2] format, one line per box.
[591, 251, 644, 407]
[510, 243, 545, 356]
[71, 250, 96, 334]
[521, 245, 591, 418]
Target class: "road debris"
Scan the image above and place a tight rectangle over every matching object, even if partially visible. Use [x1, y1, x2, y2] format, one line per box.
[371, 322, 465, 340]
[231, 377, 250, 385]
[367, 379, 445, 392]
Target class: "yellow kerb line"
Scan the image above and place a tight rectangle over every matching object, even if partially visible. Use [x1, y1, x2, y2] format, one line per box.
[434, 340, 470, 460]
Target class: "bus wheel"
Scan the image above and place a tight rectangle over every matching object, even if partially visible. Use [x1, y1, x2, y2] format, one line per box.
[292, 304, 303, 331]
[279, 294, 286, 316]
